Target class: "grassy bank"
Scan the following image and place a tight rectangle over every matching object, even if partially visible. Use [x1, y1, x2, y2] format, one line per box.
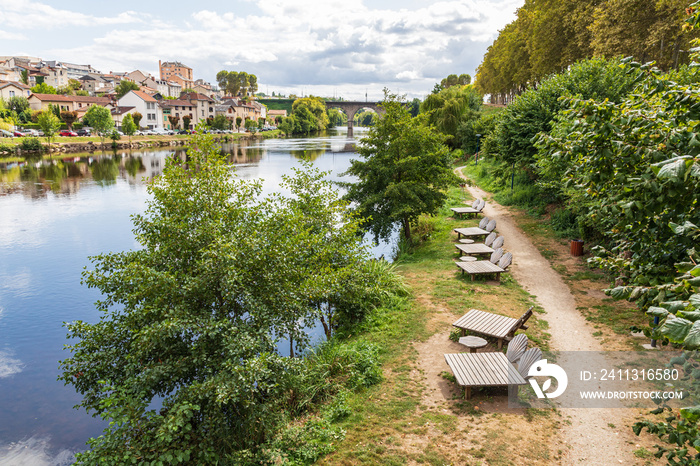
[311, 185, 561, 465]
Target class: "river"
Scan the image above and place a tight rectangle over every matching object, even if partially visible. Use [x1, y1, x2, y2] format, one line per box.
[0, 127, 395, 465]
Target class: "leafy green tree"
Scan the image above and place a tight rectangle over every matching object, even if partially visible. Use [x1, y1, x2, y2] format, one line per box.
[68, 79, 82, 91]
[420, 84, 482, 148]
[342, 90, 459, 243]
[115, 80, 140, 99]
[182, 115, 191, 130]
[122, 113, 136, 144]
[291, 97, 329, 134]
[244, 118, 258, 133]
[83, 105, 114, 147]
[37, 110, 61, 150]
[7, 96, 29, 115]
[168, 115, 180, 130]
[31, 82, 56, 94]
[20, 70, 28, 85]
[235, 116, 242, 131]
[327, 108, 347, 127]
[60, 110, 78, 131]
[132, 112, 143, 129]
[58, 128, 396, 463]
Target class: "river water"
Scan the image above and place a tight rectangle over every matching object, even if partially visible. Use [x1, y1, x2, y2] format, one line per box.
[0, 127, 394, 465]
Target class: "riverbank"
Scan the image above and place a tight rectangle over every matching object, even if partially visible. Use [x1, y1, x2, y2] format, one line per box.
[0, 130, 283, 161]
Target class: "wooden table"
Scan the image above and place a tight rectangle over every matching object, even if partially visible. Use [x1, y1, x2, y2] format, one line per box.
[458, 336, 488, 353]
[455, 242, 493, 256]
[444, 352, 527, 399]
[454, 227, 489, 239]
[450, 207, 482, 218]
[455, 260, 506, 282]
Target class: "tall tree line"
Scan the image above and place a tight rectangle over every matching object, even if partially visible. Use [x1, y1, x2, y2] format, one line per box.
[475, 0, 698, 103]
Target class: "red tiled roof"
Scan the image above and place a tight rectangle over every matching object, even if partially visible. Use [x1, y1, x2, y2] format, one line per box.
[30, 93, 110, 104]
[130, 90, 157, 102]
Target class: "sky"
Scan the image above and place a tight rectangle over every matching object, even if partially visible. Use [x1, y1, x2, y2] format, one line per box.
[0, 0, 523, 101]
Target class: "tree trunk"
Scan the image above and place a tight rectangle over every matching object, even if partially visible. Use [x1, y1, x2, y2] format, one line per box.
[402, 217, 411, 243]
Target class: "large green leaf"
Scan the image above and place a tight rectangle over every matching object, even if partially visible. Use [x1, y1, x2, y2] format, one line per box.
[678, 310, 700, 322]
[689, 294, 700, 308]
[685, 321, 700, 348]
[647, 306, 670, 318]
[680, 405, 700, 422]
[660, 315, 693, 343]
[661, 301, 691, 313]
[652, 156, 692, 180]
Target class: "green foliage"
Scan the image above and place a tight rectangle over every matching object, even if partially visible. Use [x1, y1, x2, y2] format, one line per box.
[181, 115, 191, 130]
[420, 84, 482, 148]
[536, 58, 700, 284]
[121, 113, 136, 141]
[60, 110, 78, 130]
[216, 70, 258, 97]
[327, 108, 347, 127]
[37, 110, 61, 148]
[342, 90, 460, 243]
[132, 111, 143, 129]
[59, 129, 400, 463]
[114, 80, 140, 100]
[291, 97, 330, 134]
[83, 105, 114, 145]
[19, 137, 43, 153]
[210, 114, 229, 130]
[31, 82, 56, 94]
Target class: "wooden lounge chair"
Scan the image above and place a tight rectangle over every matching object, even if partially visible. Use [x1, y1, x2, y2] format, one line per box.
[454, 217, 496, 240]
[452, 307, 534, 349]
[451, 198, 485, 218]
[444, 336, 540, 399]
[455, 248, 512, 282]
[455, 234, 504, 257]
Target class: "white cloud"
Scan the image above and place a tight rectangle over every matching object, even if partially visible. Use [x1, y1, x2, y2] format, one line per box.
[10, 0, 523, 99]
[0, 0, 141, 29]
[0, 29, 27, 40]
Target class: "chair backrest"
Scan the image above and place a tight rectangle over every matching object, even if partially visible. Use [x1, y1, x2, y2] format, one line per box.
[471, 198, 480, 209]
[518, 347, 543, 379]
[492, 236, 504, 249]
[475, 198, 485, 211]
[484, 232, 497, 247]
[514, 306, 534, 330]
[489, 248, 504, 264]
[498, 252, 513, 269]
[485, 219, 497, 232]
[478, 217, 489, 229]
[506, 334, 528, 363]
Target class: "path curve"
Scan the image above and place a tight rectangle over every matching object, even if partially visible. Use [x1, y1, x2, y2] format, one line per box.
[458, 168, 654, 465]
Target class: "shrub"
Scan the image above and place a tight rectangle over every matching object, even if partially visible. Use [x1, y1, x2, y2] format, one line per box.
[19, 137, 43, 153]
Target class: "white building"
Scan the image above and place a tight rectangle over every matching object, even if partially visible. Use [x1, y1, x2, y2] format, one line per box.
[117, 90, 163, 129]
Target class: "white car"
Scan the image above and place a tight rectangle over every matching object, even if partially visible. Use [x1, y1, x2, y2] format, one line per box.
[152, 128, 174, 136]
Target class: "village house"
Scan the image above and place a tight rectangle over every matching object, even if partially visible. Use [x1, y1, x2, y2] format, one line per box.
[117, 90, 163, 129]
[28, 93, 111, 116]
[160, 92, 216, 130]
[0, 81, 32, 100]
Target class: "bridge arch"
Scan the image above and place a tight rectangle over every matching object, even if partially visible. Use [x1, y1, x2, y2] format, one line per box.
[325, 101, 384, 132]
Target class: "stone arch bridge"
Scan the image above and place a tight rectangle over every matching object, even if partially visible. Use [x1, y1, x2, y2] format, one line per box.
[324, 101, 384, 131]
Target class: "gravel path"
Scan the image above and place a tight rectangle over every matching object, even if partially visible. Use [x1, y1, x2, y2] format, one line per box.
[460, 171, 656, 465]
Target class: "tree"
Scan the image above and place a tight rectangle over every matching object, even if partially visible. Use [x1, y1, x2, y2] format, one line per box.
[182, 115, 191, 130]
[168, 115, 180, 130]
[342, 90, 459, 243]
[31, 82, 57, 94]
[37, 111, 61, 151]
[291, 97, 329, 134]
[420, 84, 482, 148]
[122, 113, 136, 144]
[244, 118, 258, 133]
[83, 105, 114, 147]
[60, 110, 78, 131]
[235, 116, 242, 131]
[211, 114, 228, 130]
[115, 81, 140, 99]
[57, 128, 397, 463]
[68, 79, 82, 91]
[132, 112, 142, 129]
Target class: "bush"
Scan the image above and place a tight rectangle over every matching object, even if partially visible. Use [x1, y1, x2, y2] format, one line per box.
[19, 137, 43, 153]
[0, 143, 16, 157]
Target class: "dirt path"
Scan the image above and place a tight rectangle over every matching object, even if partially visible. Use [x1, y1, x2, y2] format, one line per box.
[454, 169, 654, 464]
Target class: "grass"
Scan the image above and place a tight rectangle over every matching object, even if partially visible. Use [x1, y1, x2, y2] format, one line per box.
[319, 184, 558, 465]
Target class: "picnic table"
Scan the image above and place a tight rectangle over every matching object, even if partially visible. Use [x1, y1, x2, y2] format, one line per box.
[454, 227, 489, 240]
[455, 242, 493, 256]
[444, 352, 527, 399]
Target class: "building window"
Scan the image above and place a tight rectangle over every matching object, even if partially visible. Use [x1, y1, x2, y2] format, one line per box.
[9, 90, 15, 98]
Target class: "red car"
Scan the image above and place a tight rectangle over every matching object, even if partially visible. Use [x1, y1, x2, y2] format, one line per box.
[59, 130, 78, 137]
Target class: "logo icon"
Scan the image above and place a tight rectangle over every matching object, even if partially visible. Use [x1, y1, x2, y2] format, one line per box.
[528, 359, 568, 399]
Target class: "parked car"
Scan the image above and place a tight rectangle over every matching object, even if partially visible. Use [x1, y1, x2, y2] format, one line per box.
[177, 129, 193, 135]
[152, 128, 173, 135]
[76, 128, 91, 136]
[13, 130, 29, 137]
[59, 130, 78, 137]
[141, 129, 156, 136]
[1, 129, 14, 137]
